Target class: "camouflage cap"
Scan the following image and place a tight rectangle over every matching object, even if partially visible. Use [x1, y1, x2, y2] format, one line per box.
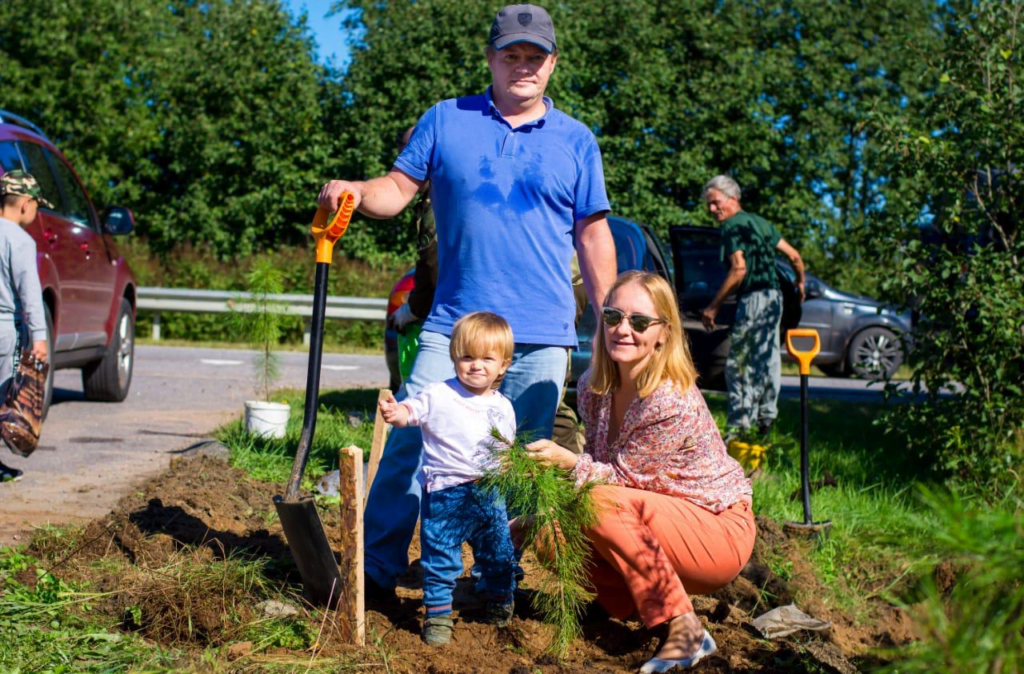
[0, 170, 54, 209]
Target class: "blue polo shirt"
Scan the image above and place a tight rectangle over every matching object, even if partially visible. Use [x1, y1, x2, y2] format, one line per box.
[394, 88, 610, 347]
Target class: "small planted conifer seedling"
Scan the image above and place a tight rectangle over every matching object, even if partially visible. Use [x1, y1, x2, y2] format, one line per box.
[481, 429, 600, 659]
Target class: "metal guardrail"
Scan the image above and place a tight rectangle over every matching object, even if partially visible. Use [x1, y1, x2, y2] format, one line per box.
[137, 287, 388, 344]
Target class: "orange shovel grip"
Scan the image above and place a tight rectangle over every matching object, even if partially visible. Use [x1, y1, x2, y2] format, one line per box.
[785, 328, 821, 376]
[311, 192, 356, 264]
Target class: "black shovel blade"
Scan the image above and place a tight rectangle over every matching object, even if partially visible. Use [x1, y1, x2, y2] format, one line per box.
[274, 494, 344, 606]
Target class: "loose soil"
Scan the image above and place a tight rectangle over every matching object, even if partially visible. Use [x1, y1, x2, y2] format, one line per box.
[25, 454, 916, 672]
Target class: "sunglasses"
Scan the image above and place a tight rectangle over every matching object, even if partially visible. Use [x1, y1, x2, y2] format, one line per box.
[601, 307, 666, 333]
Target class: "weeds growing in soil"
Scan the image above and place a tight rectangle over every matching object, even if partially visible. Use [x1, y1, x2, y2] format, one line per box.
[0, 545, 184, 672]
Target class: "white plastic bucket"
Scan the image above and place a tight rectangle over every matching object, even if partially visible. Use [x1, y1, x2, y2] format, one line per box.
[244, 401, 291, 439]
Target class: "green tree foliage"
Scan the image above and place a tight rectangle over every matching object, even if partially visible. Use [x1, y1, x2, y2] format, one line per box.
[872, 0, 1023, 490]
[333, 0, 938, 292]
[0, 0, 334, 257]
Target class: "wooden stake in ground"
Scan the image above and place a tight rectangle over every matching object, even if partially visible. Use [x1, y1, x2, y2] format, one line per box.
[364, 388, 391, 507]
[337, 445, 365, 645]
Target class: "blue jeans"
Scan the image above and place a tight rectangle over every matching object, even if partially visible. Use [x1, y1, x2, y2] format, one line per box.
[420, 481, 516, 614]
[364, 329, 568, 589]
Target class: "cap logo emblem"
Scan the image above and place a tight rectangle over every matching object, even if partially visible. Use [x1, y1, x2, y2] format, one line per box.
[518, 12, 532, 26]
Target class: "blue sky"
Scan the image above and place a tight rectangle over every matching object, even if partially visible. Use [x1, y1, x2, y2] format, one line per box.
[285, 0, 351, 67]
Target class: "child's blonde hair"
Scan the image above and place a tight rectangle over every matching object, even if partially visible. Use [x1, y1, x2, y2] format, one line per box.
[450, 312, 514, 388]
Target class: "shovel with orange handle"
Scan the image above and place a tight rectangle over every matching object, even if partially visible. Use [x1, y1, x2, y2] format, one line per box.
[273, 193, 356, 606]
[783, 329, 832, 536]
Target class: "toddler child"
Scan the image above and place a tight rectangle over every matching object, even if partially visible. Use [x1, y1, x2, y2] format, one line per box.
[378, 311, 517, 646]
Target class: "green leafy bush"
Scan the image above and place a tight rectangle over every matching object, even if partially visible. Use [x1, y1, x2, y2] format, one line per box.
[873, 0, 1023, 489]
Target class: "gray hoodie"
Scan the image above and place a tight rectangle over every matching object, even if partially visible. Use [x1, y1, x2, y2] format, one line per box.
[0, 216, 46, 341]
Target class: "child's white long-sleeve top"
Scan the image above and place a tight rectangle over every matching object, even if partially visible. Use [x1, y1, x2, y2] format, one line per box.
[400, 378, 516, 492]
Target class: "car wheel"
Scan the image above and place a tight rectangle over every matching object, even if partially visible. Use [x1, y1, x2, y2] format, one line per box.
[42, 304, 54, 420]
[847, 327, 903, 380]
[82, 298, 135, 402]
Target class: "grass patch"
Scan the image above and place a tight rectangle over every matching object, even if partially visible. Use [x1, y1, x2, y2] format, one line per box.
[704, 393, 936, 621]
[0, 536, 360, 672]
[0, 546, 185, 672]
[779, 361, 913, 380]
[218, 388, 380, 484]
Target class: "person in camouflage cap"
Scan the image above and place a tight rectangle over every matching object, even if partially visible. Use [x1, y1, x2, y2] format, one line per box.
[0, 170, 54, 210]
[0, 169, 50, 483]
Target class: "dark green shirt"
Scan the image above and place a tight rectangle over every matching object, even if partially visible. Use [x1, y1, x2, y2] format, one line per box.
[407, 191, 437, 319]
[720, 211, 782, 295]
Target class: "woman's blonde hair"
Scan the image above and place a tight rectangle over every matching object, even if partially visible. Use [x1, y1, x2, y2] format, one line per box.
[588, 271, 697, 397]
[449, 311, 515, 389]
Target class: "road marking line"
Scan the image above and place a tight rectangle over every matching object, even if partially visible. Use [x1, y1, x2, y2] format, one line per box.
[323, 365, 359, 371]
[200, 359, 244, 365]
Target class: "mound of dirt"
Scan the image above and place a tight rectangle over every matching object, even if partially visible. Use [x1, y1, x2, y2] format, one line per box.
[27, 454, 915, 672]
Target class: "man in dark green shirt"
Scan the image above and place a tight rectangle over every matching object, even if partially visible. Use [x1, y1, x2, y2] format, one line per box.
[700, 175, 805, 437]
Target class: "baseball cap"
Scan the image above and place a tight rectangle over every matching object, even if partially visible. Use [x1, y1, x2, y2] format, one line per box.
[489, 4, 556, 53]
[0, 170, 54, 209]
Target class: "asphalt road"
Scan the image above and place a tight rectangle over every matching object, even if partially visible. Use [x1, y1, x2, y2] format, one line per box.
[0, 344, 889, 545]
[0, 345, 390, 545]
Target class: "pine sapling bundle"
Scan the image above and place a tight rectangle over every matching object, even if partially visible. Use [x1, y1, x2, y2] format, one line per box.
[481, 429, 600, 658]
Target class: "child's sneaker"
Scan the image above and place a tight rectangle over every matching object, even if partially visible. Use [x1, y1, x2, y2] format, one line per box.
[486, 600, 514, 627]
[422, 615, 454, 646]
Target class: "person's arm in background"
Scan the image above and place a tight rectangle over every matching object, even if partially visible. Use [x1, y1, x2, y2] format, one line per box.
[776, 238, 806, 301]
[575, 213, 617, 322]
[318, 169, 423, 219]
[13, 236, 47, 361]
[702, 250, 746, 331]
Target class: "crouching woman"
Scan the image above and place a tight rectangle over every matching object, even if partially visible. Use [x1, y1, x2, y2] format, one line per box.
[524, 271, 755, 673]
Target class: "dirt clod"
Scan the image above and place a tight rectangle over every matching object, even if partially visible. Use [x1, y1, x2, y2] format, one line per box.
[227, 641, 252, 660]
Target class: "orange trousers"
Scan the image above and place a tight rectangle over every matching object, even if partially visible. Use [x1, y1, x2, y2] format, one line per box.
[584, 485, 755, 629]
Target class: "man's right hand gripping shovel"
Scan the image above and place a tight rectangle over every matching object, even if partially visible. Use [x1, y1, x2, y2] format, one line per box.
[318, 180, 363, 220]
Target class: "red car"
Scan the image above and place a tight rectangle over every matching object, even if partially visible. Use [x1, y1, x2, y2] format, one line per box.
[0, 111, 137, 415]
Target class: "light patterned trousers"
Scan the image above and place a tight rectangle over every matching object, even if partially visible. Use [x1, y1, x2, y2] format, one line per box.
[726, 288, 782, 431]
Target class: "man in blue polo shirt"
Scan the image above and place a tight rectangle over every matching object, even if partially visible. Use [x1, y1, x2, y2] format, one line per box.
[318, 4, 617, 599]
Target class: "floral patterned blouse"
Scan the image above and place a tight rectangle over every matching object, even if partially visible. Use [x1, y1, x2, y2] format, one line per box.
[571, 370, 752, 513]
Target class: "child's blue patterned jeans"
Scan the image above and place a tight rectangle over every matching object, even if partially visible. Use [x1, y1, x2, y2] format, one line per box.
[420, 480, 516, 617]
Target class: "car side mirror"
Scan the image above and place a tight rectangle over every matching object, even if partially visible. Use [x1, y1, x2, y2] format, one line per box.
[102, 206, 135, 235]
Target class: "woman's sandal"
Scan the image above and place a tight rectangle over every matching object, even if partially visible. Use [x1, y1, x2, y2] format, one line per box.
[639, 629, 717, 673]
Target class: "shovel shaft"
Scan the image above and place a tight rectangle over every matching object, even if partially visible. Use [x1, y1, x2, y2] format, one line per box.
[285, 262, 330, 500]
[800, 373, 813, 523]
